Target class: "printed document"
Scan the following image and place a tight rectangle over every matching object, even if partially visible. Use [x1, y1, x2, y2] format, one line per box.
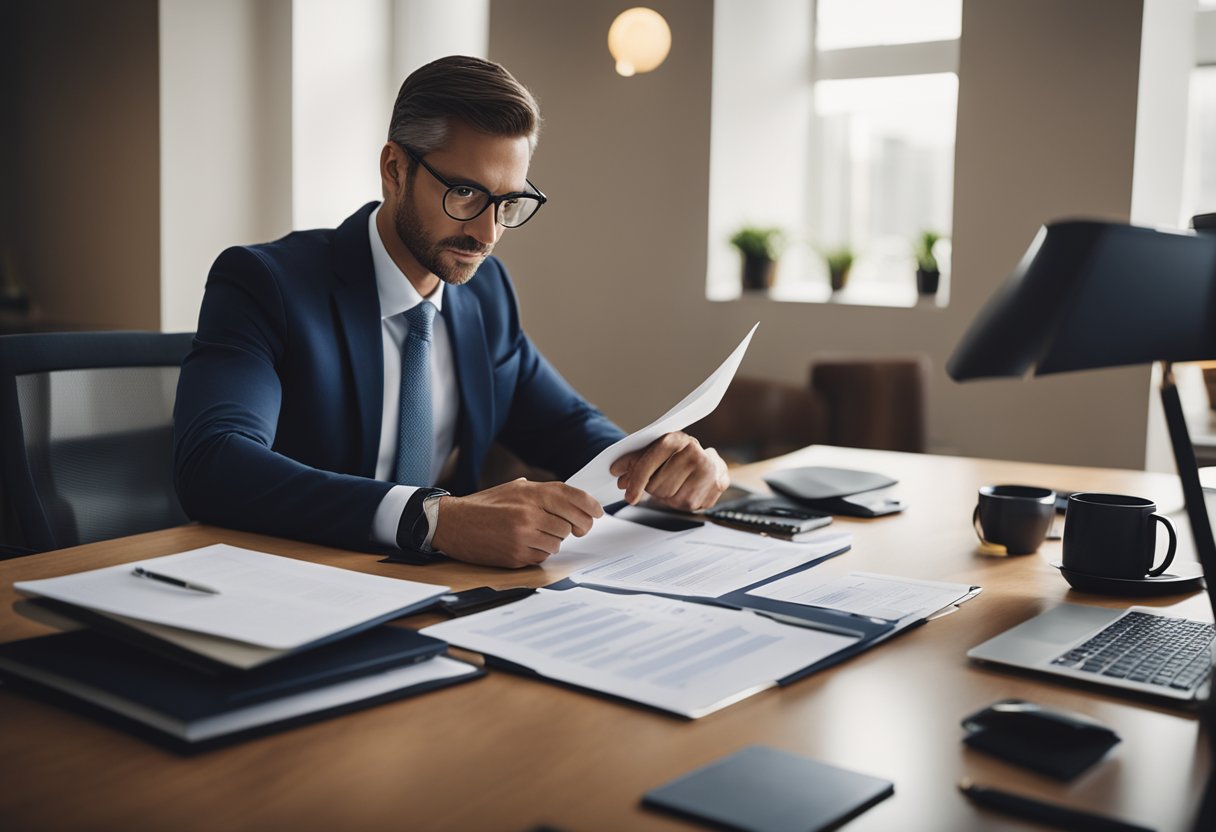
[422, 587, 857, 718]
[15, 545, 447, 650]
[746, 571, 980, 622]
[566, 323, 759, 504]
[557, 515, 851, 598]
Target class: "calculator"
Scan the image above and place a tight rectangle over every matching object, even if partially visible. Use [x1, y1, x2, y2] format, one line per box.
[706, 497, 833, 536]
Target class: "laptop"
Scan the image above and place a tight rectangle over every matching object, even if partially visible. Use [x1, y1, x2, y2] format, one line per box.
[967, 601, 1214, 703]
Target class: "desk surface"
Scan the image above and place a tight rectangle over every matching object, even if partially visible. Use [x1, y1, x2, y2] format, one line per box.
[0, 446, 1211, 832]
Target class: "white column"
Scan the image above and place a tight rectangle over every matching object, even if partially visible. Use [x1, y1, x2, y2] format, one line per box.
[159, 0, 293, 332]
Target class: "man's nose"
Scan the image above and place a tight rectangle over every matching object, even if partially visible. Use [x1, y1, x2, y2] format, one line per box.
[464, 205, 501, 247]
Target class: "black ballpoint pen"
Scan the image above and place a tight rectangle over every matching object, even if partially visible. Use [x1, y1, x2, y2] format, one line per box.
[131, 567, 221, 595]
[959, 779, 1155, 832]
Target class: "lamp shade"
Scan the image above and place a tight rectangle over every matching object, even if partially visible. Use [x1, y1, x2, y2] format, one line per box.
[948, 220, 1216, 381]
[608, 7, 672, 77]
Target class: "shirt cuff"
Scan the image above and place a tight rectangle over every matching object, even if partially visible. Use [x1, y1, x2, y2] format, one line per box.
[372, 485, 417, 549]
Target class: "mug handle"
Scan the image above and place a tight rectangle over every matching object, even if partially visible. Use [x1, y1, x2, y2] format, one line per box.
[972, 504, 987, 544]
[1148, 514, 1177, 577]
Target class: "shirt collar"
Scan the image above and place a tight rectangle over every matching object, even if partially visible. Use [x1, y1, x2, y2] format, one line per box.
[369, 204, 444, 320]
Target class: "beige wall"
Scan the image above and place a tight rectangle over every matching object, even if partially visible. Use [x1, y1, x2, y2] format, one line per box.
[491, 0, 1162, 469]
[4, 0, 160, 331]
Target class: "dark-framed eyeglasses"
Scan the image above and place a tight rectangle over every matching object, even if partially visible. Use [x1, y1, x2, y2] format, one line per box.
[400, 144, 547, 229]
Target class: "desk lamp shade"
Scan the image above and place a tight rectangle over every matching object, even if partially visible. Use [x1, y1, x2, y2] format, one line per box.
[948, 218, 1216, 626]
[948, 221, 1216, 381]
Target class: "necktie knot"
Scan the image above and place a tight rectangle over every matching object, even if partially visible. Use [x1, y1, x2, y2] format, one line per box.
[405, 301, 436, 343]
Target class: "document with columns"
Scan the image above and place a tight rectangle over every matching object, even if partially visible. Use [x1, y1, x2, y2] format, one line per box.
[422, 586, 856, 718]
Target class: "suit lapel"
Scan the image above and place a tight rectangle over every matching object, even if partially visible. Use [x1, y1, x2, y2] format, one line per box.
[443, 285, 493, 491]
[331, 203, 384, 477]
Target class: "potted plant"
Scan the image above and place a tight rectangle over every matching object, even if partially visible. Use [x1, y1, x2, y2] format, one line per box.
[824, 247, 854, 293]
[914, 230, 943, 295]
[729, 226, 785, 291]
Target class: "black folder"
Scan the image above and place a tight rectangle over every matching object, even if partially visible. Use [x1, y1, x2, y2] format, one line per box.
[0, 627, 480, 753]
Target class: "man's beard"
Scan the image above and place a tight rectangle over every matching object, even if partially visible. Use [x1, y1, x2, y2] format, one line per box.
[394, 195, 490, 286]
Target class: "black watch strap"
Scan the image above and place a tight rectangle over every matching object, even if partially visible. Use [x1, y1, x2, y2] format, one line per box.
[395, 487, 449, 553]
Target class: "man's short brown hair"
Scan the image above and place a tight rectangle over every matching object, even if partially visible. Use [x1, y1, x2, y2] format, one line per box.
[387, 55, 541, 156]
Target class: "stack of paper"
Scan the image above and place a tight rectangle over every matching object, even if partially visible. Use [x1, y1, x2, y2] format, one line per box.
[423, 587, 858, 718]
[1, 545, 480, 750]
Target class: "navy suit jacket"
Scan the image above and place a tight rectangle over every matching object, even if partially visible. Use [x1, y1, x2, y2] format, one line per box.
[174, 202, 624, 552]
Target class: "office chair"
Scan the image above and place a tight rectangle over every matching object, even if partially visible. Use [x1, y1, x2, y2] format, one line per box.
[0, 331, 194, 557]
[809, 354, 929, 453]
[688, 376, 828, 465]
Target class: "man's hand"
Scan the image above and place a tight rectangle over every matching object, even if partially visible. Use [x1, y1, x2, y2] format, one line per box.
[610, 431, 730, 512]
[430, 479, 603, 568]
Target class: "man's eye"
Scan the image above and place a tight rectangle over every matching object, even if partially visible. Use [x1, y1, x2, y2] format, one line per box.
[451, 186, 477, 199]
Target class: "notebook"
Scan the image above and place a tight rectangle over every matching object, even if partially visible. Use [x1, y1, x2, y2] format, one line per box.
[0, 628, 480, 751]
[14, 544, 449, 655]
[643, 745, 893, 832]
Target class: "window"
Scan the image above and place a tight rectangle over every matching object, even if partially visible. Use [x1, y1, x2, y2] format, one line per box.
[1182, 3, 1216, 224]
[806, 0, 960, 305]
[706, 0, 961, 306]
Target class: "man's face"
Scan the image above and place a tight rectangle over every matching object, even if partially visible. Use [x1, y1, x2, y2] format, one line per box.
[391, 120, 532, 286]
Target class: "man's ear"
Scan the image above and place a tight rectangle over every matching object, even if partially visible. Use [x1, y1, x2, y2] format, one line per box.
[380, 142, 406, 198]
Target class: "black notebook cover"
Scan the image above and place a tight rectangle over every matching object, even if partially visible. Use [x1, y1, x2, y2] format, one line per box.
[0, 626, 447, 717]
[0, 626, 478, 752]
[643, 745, 894, 832]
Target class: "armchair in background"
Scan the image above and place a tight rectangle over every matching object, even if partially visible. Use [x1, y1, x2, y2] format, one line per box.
[0, 331, 194, 557]
[688, 355, 929, 465]
[809, 354, 929, 454]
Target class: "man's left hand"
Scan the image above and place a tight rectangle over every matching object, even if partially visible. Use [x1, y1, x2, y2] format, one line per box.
[609, 431, 729, 512]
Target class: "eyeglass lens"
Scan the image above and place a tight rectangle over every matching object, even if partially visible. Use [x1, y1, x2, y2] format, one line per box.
[442, 188, 541, 228]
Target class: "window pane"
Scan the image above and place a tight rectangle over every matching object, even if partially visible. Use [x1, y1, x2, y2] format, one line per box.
[817, 0, 961, 50]
[811, 73, 956, 291]
[1183, 67, 1216, 225]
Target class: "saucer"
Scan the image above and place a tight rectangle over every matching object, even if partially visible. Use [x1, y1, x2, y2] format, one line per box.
[1050, 561, 1206, 597]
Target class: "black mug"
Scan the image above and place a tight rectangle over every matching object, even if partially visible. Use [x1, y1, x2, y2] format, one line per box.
[1062, 492, 1176, 579]
[973, 485, 1056, 555]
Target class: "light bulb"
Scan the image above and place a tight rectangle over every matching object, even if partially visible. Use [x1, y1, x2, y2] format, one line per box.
[607, 8, 671, 77]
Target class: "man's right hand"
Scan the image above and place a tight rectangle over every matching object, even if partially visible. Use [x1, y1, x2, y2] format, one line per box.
[430, 479, 604, 568]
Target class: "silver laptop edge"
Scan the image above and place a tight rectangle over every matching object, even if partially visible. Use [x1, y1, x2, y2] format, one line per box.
[967, 603, 1212, 702]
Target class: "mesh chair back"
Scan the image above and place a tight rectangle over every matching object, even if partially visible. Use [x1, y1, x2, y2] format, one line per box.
[0, 332, 194, 555]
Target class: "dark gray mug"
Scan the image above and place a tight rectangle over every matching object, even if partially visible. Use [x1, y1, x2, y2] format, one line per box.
[1062, 492, 1176, 579]
[973, 485, 1056, 555]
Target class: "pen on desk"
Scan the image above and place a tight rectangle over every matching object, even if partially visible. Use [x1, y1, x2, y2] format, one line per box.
[131, 567, 221, 595]
[958, 778, 1155, 832]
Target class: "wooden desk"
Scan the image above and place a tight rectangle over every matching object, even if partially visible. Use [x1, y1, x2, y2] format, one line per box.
[0, 446, 1211, 831]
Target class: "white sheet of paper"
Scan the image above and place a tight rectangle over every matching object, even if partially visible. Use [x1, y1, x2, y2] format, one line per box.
[745, 570, 980, 622]
[555, 515, 852, 598]
[421, 587, 856, 718]
[15, 545, 448, 650]
[566, 323, 759, 504]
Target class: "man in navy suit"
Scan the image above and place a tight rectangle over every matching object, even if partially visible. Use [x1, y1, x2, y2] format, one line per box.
[174, 56, 728, 567]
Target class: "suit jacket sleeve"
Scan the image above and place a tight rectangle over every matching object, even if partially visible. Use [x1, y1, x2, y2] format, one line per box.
[173, 246, 394, 552]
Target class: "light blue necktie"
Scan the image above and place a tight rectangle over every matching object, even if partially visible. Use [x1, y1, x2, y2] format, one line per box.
[394, 301, 437, 485]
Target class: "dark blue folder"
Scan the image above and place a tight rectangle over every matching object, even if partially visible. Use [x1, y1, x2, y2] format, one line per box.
[0, 626, 478, 752]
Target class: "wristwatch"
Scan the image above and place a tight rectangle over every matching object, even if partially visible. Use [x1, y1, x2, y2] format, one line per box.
[395, 487, 450, 553]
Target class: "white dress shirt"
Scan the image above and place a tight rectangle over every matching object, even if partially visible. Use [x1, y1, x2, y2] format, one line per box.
[368, 206, 460, 548]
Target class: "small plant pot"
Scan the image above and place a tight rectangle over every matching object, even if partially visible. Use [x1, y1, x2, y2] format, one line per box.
[916, 267, 940, 295]
[829, 267, 850, 293]
[741, 255, 777, 291]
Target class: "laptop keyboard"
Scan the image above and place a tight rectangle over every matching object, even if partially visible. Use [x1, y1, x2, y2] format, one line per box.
[1050, 611, 1215, 692]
